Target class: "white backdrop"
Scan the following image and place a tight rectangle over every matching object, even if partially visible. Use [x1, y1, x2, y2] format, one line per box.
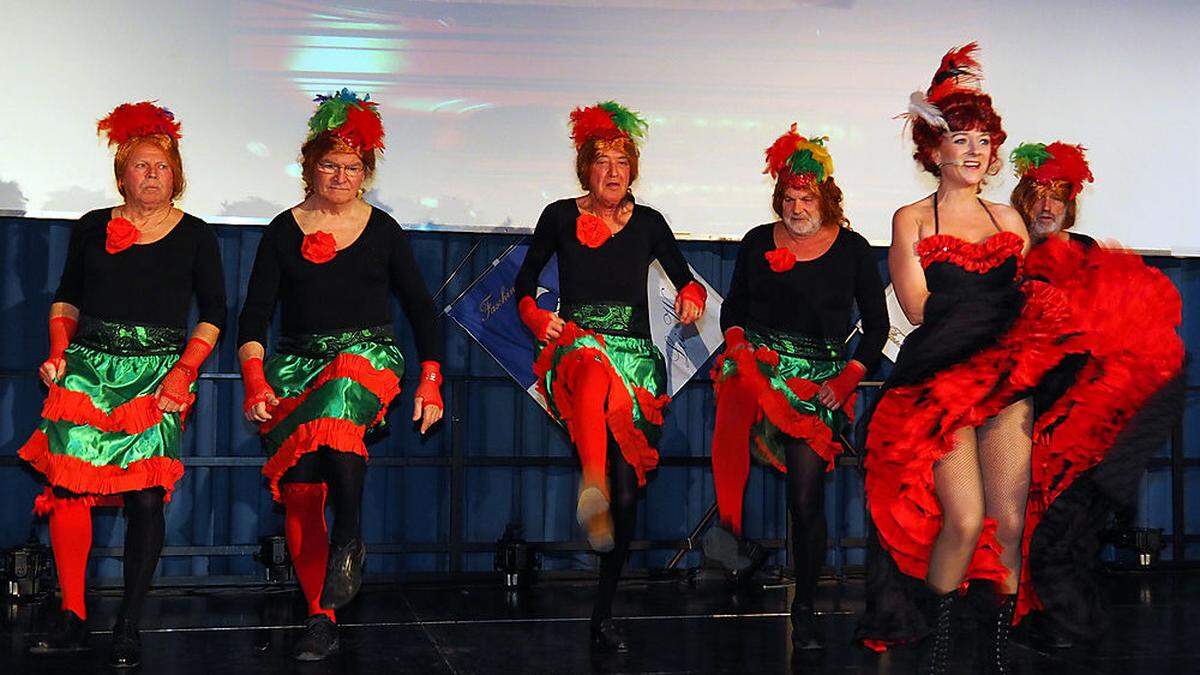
[1, 1, 1196, 253]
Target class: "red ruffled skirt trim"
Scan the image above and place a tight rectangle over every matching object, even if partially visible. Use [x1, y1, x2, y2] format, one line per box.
[262, 418, 370, 502]
[40, 384, 174, 434]
[1014, 240, 1185, 619]
[864, 278, 1075, 588]
[532, 322, 663, 487]
[712, 330, 846, 472]
[19, 430, 184, 507]
[261, 353, 402, 435]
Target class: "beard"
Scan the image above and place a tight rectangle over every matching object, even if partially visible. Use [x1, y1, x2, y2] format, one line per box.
[784, 213, 822, 237]
[1029, 212, 1065, 240]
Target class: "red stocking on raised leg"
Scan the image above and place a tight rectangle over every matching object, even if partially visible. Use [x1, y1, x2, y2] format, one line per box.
[281, 483, 335, 622]
[711, 375, 759, 535]
[48, 497, 93, 619]
[568, 359, 612, 489]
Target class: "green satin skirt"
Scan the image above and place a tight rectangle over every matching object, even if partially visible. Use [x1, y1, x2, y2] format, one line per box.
[18, 317, 189, 506]
[712, 326, 850, 471]
[259, 325, 404, 501]
[534, 302, 667, 486]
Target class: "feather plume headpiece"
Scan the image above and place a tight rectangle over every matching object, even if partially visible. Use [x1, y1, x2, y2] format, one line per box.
[307, 88, 385, 153]
[764, 124, 833, 188]
[569, 101, 648, 150]
[1011, 141, 1094, 200]
[97, 101, 181, 146]
[902, 42, 985, 131]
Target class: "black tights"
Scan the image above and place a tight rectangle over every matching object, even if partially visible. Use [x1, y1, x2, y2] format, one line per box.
[592, 440, 639, 624]
[280, 447, 367, 547]
[785, 440, 827, 608]
[120, 488, 165, 625]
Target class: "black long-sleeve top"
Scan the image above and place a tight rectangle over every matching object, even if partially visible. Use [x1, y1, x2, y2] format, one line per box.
[54, 208, 226, 330]
[514, 198, 696, 338]
[237, 207, 441, 361]
[720, 224, 888, 371]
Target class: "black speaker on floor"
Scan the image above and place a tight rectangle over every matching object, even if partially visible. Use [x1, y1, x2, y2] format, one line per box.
[494, 524, 539, 590]
[1, 534, 52, 603]
[254, 535, 292, 583]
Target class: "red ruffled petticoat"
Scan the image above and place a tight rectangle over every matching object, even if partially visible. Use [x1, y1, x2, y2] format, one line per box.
[711, 328, 847, 472]
[532, 322, 665, 487]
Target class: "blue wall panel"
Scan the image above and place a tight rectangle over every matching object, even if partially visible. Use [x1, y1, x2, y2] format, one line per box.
[0, 216, 1196, 584]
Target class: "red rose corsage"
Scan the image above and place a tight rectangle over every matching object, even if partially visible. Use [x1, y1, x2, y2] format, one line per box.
[575, 213, 612, 248]
[765, 247, 797, 273]
[301, 230, 337, 263]
[105, 217, 138, 254]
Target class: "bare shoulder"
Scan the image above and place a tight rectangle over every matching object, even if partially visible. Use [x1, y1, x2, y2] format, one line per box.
[981, 200, 1028, 233]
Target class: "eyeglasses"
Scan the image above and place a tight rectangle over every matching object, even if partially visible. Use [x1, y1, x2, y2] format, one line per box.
[315, 161, 365, 177]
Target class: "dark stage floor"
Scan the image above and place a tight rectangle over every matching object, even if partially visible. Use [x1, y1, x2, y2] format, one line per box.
[3, 569, 1198, 674]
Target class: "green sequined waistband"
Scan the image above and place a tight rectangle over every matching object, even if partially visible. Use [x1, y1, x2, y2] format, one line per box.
[277, 325, 396, 358]
[561, 302, 635, 335]
[73, 316, 186, 356]
[745, 325, 841, 361]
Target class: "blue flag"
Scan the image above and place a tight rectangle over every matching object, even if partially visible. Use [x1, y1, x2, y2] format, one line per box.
[444, 243, 558, 409]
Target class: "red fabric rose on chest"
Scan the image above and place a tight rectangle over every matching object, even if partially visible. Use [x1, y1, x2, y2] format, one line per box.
[765, 247, 797, 273]
[105, 217, 138, 254]
[301, 230, 338, 264]
[576, 213, 612, 248]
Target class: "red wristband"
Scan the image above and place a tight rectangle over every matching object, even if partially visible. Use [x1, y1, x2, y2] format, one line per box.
[47, 315, 78, 361]
[518, 295, 554, 341]
[158, 338, 213, 406]
[415, 361, 444, 411]
[241, 357, 275, 412]
[824, 361, 867, 408]
[677, 280, 707, 314]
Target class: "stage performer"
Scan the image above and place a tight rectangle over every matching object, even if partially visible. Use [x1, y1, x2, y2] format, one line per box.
[513, 101, 707, 652]
[237, 89, 444, 662]
[855, 45, 1184, 675]
[22, 102, 226, 669]
[702, 126, 887, 649]
[1008, 141, 1184, 649]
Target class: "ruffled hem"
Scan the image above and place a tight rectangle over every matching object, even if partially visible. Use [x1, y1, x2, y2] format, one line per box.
[262, 353, 402, 434]
[711, 331, 845, 471]
[533, 322, 662, 487]
[864, 277, 1075, 589]
[262, 418, 369, 502]
[41, 384, 172, 435]
[19, 430, 183, 502]
[1015, 240, 1185, 620]
[916, 232, 1025, 274]
[32, 487, 124, 516]
[861, 238, 1185, 648]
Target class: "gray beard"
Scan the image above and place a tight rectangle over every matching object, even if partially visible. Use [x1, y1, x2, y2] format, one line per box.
[784, 217, 821, 237]
[1030, 216, 1065, 239]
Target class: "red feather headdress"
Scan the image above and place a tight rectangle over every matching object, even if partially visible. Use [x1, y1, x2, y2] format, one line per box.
[1012, 141, 1095, 200]
[97, 101, 181, 146]
[568, 101, 648, 150]
[904, 42, 986, 131]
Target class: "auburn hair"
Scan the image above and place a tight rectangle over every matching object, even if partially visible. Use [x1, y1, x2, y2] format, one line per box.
[1011, 177, 1077, 231]
[575, 137, 640, 191]
[912, 91, 1006, 177]
[771, 175, 850, 228]
[299, 132, 377, 197]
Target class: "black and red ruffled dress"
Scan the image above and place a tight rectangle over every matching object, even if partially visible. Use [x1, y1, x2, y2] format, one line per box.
[858, 220, 1183, 649]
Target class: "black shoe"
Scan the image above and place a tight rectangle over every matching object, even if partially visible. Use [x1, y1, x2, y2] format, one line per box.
[292, 614, 340, 662]
[917, 587, 956, 675]
[790, 602, 825, 650]
[28, 610, 90, 654]
[703, 525, 768, 576]
[320, 538, 366, 609]
[109, 617, 141, 669]
[590, 618, 629, 653]
[978, 593, 1017, 674]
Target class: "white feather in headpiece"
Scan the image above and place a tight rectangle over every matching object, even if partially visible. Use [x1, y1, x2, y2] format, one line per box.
[906, 91, 949, 131]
